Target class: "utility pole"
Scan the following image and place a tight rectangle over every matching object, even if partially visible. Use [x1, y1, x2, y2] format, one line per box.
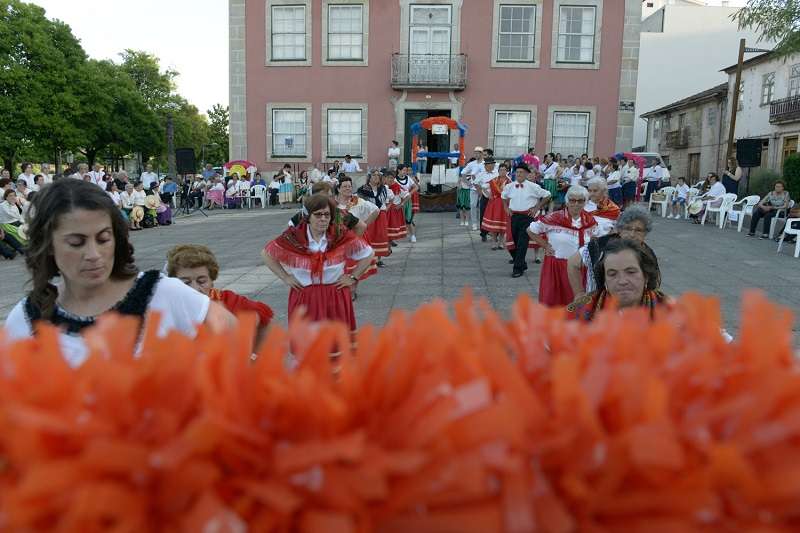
[726, 38, 746, 163]
[167, 113, 176, 177]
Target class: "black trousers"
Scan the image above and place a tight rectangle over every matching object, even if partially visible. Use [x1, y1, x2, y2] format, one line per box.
[749, 206, 776, 234]
[511, 213, 533, 273]
[479, 195, 489, 236]
[644, 181, 659, 202]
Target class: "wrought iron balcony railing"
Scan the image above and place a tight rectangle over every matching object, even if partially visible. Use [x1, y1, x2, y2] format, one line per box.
[770, 95, 800, 124]
[391, 53, 467, 90]
[664, 127, 689, 149]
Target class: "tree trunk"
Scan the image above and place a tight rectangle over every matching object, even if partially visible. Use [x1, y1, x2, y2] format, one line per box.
[86, 149, 97, 167]
[3, 158, 12, 173]
[167, 114, 176, 177]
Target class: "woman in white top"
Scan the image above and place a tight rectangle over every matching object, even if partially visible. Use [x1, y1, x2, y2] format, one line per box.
[106, 181, 122, 208]
[690, 173, 726, 224]
[130, 182, 147, 230]
[119, 183, 135, 222]
[262, 193, 374, 330]
[2, 180, 235, 367]
[528, 185, 599, 307]
[387, 140, 401, 170]
[335, 176, 379, 289]
[0, 190, 24, 225]
[606, 161, 623, 207]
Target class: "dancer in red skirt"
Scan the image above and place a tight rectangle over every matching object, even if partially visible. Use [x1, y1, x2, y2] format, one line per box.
[263, 193, 374, 330]
[356, 170, 393, 267]
[527, 185, 599, 306]
[481, 162, 511, 250]
[385, 171, 408, 243]
[336, 176, 379, 290]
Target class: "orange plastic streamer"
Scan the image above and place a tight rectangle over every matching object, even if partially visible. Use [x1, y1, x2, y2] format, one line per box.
[0, 290, 798, 532]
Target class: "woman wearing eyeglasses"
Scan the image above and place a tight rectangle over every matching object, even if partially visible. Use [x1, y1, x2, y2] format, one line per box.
[262, 193, 374, 330]
[527, 185, 599, 307]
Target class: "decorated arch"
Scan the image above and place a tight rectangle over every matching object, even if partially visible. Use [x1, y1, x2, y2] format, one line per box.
[410, 117, 468, 172]
[224, 160, 258, 179]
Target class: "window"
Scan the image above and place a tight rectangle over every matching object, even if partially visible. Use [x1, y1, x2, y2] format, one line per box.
[707, 106, 716, 126]
[327, 4, 363, 60]
[653, 118, 661, 137]
[498, 5, 536, 62]
[556, 6, 595, 63]
[272, 109, 307, 156]
[271, 5, 306, 61]
[552, 112, 589, 155]
[790, 64, 800, 97]
[678, 113, 686, 130]
[493, 111, 531, 159]
[761, 72, 775, 105]
[327, 109, 362, 157]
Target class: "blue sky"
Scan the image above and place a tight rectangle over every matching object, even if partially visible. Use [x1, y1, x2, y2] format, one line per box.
[30, 0, 228, 115]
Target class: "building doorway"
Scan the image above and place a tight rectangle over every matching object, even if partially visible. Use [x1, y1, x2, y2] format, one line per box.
[404, 109, 451, 173]
[688, 153, 700, 184]
[782, 136, 798, 169]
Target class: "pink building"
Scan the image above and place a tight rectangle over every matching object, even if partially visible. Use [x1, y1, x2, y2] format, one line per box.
[228, 0, 641, 173]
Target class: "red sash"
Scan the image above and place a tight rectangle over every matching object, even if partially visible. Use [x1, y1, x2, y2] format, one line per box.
[594, 198, 621, 220]
[540, 209, 598, 247]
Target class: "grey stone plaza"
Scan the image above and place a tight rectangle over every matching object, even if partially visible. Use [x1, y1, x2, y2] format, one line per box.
[1, 206, 798, 339]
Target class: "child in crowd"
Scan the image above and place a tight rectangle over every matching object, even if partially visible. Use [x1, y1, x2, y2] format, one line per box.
[668, 177, 690, 219]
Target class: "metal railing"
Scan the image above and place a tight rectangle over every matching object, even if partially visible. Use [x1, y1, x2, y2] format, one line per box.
[770, 95, 800, 124]
[391, 53, 467, 90]
[664, 128, 689, 149]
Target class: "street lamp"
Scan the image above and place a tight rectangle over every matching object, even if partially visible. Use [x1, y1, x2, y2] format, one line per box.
[201, 143, 219, 168]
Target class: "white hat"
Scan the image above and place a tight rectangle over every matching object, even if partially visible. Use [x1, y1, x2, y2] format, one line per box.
[473, 146, 485, 152]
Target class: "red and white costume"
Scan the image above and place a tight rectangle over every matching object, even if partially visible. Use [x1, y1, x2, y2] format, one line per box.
[481, 176, 510, 233]
[387, 182, 408, 240]
[339, 196, 379, 281]
[264, 222, 373, 330]
[357, 184, 393, 257]
[528, 210, 599, 307]
[584, 198, 620, 237]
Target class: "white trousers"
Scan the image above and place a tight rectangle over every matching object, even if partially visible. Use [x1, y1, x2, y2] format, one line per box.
[469, 189, 480, 227]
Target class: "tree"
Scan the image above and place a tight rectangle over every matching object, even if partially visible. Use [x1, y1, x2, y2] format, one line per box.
[783, 153, 800, 199]
[206, 104, 230, 165]
[0, 0, 87, 171]
[734, 1, 800, 56]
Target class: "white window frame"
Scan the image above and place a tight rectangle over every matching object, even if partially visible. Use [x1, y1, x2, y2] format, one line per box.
[265, 0, 312, 67]
[322, 103, 368, 162]
[707, 106, 716, 127]
[325, 108, 364, 159]
[488, 106, 537, 160]
[492, 0, 542, 68]
[322, 0, 369, 66]
[399, 0, 463, 60]
[266, 103, 312, 162]
[761, 72, 775, 106]
[789, 64, 800, 97]
[550, 0, 602, 70]
[547, 106, 595, 156]
[738, 81, 744, 111]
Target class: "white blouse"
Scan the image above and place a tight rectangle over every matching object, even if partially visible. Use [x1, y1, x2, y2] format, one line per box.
[339, 197, 378, 222]
[107, 190, 122, 206]
[0, 201, 23, 224]
[528, 218, 599, 259]
[120, 191, 134, 209]
[282, 227, 373, 287]
[131, 190, 147, 206]
[606, 170, 622, 189]
[3, 274, 210, 368]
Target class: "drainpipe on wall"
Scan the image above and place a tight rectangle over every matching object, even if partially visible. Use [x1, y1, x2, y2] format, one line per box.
[715, 99, 724, 174]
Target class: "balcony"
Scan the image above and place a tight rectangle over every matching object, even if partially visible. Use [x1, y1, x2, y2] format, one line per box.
[391, 53, 467, 90]
[770, 95, 800, 124]
[664, 127, 689, 149]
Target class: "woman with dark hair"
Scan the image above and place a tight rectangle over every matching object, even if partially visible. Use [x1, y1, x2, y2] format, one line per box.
[357, 170, 393, 265]
[2, 180, 236, 367]
[335, 176, 379, 290]
[567, 238, 670, 321]
[262, 193, 374, 330]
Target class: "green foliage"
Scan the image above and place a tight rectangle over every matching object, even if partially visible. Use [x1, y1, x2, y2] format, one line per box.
[748, 167, 782, 197]
[206, 104, 230, 165]
[782, 153, 800, 199]
[734, 0, 800, 57]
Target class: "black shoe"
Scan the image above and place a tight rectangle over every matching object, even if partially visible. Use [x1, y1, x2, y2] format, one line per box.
[760, 234, 769, 239]
[534, 259, 541, 264]
[391, 241, 398, 247]
[508, 259, 515, 264]
[480, 234, 487, 242]
[746, 233, 755, 237]
[512, 271, 523, 278]
[376, 260, 385, 267]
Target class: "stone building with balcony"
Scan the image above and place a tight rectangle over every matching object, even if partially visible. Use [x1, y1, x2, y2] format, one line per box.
[641, 83, 728, 184]
[229, 0, 642, 174]
[720, 51, 800, 173]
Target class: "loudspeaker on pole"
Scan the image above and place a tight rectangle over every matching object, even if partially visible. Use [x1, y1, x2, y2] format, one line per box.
[175, 148, 196, 175]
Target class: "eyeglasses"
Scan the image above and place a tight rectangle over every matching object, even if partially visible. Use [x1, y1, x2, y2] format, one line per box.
[311, 211, 332, 219]
[567, 198, 586, 204]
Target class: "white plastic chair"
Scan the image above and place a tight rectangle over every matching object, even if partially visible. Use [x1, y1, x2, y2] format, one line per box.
[251, 184, 267, 208]
[648, 186, 674, 218]
[729, 195, 761, 232]
[684, 188, 699, 219]
[776, 218, 800, 258]
[770, 200, 796, 239]
[701, 193, 738, 228]
[237, 185, 252, 208]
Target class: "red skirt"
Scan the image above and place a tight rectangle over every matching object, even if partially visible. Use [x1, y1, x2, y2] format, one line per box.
[538, 256, 574, 307]
[345, 256, 378, 282]
[481, 198, 507, 233]
[364, 210, 390, 257]
[288, 284, 356, 330]
[411, 190, 420, 213]
[387, 206, 407, 240]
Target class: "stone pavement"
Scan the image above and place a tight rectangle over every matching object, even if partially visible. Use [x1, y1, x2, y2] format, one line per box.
[1, 204, 799, 340]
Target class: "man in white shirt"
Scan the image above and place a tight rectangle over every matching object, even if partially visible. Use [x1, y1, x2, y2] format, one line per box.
[387, 141, 401, 170]
[644, 162, 662, 202]
[88, 163, 105, 187]
[691, 172, 726, 224]
[18, 162, 36, 189]
[501, 163, 551, 278]
[475, 157, 499, 241]
[140, 164, 159, 191]
[39, 163, 52, 185]
[341, 155, 361, 173]
[461, 146, 485, 230]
